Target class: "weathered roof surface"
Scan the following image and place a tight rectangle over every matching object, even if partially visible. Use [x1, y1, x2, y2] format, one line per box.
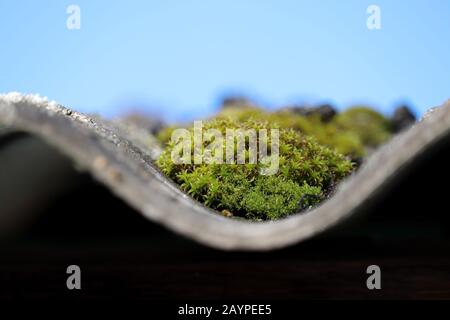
[0, 93, 449, 251]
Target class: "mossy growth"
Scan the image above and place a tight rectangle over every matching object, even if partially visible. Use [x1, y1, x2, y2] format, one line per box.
[212, 105, 391, 157]
[156, 125, 179, 145]
[333, 107, 391, 148]
[265, 111, 366, 158]
[154, 104, 392, 220]
[157, 118, 353, 220]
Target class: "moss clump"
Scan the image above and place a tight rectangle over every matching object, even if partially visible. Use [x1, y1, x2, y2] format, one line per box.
[213, 107, 364, 158]
[333, 107, 391, 148]
[157, 118, 353, 220]
[268, 111, 366, 158]
[156, 125, 179, 145]
[213, 105, 392, 158]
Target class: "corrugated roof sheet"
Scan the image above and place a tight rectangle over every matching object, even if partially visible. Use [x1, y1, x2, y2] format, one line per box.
[1, 93, 450, 250]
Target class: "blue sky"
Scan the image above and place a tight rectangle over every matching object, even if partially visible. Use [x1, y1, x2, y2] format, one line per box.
[1, 0, 449, 121]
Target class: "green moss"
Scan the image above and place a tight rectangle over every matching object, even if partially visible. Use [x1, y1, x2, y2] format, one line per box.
[154, 104, 392, 220]
[332, 106, 391, 148]
[216, 106, 266, 122]
[156, 125, 179, 145]
[214, 105, 392, 157]
[157, 118, 353, 220]
[214, 107, 365, 158]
